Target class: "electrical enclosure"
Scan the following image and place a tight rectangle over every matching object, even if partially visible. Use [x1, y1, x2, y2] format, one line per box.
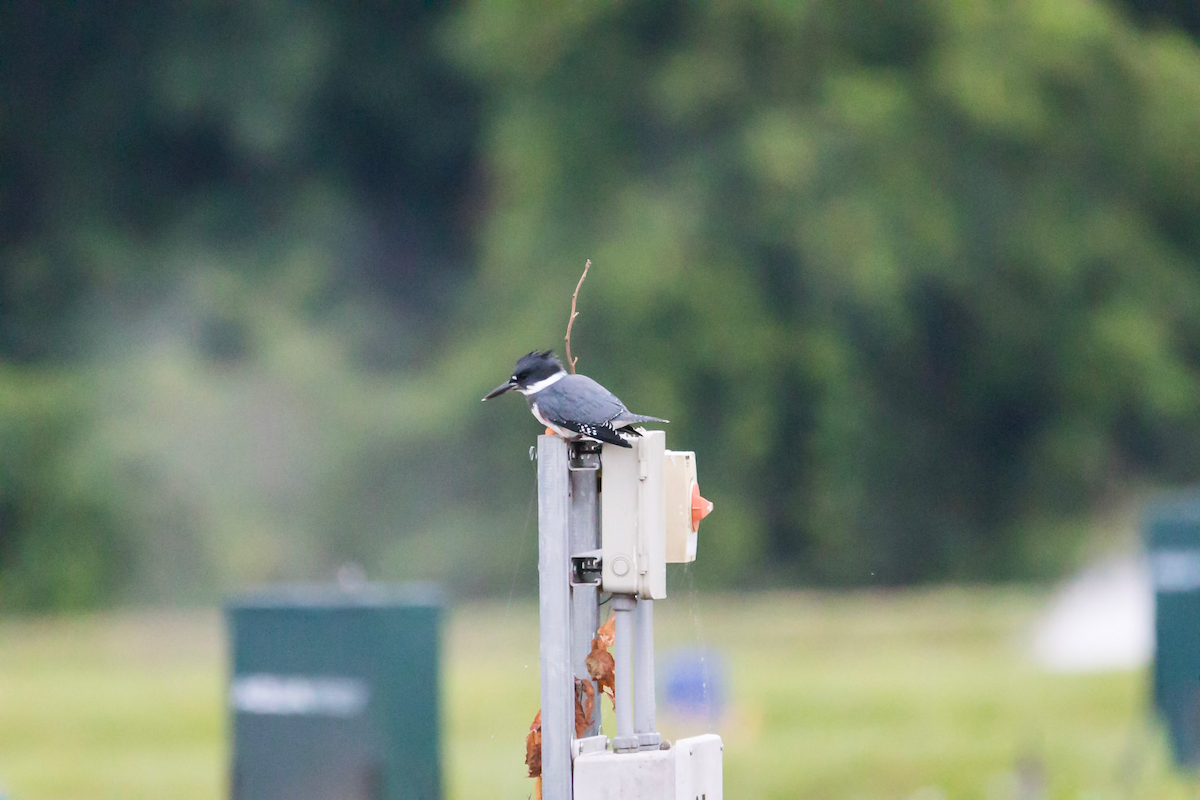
[601, 431, 666, 599]
[601, 432, 709, 599]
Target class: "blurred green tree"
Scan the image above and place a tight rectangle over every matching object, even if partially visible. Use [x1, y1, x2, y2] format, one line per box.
[1122, 0, 1200, 39]
[445, 0, 1200, 585]
[0, 2, 486, 608]
[3, 0, 1200, 607]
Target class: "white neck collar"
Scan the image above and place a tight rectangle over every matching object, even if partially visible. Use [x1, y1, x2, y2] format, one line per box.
[519, 370, 567, 395]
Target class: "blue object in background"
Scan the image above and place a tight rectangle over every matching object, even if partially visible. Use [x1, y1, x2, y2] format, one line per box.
[660, 647, 726, 721]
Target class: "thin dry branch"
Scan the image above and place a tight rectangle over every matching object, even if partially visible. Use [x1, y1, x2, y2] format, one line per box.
[564, 259, 591, 374]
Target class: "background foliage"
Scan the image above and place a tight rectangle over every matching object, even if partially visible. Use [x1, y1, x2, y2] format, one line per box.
[2, 0, 1200, 608]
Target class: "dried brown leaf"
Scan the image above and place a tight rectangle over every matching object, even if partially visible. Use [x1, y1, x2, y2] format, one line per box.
[586, 647, 615, 703]
[574, 678, 595, 737]
[586, 615, 616, 706]
[528, 614, 614, 782]
[595, 614, 615, 648]
[526, 709, 542, 778]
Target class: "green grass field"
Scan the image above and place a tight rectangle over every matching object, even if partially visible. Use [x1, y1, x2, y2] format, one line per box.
[0, 589, 1195, 799]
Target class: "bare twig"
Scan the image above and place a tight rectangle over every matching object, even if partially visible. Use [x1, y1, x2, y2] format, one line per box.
[564, 259, 591, 373]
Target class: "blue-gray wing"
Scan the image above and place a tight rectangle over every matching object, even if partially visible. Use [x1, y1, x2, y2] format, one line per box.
[533, 374, 628, 425]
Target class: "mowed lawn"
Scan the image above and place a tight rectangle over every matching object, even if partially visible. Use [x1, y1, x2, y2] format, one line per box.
[1, 589, 1195, 799]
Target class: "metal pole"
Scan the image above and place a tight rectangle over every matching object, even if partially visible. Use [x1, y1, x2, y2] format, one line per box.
[611, 594, 638, 752]
[537, 435, 572, 799]
[568, 442, 602, 737]
[633, 597, 660, 749]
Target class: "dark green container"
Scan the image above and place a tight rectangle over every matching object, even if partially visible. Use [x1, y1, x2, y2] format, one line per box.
[1146, 495, 1200, 768]
[227, 584, 442, 799]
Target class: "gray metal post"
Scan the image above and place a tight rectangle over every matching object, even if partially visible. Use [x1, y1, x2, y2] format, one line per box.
[633, 597, 661, 749]
[568, 442, 602, 737]
[537, 435, 572, 800]
[611, 594, 638, 752]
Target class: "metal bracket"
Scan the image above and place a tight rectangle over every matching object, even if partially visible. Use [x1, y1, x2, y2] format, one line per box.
[571, 549, 602, 586]
[568, 441, 602, 471]
[571, 734, 609, 760]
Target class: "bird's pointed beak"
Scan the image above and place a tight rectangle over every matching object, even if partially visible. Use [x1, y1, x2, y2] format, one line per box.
[482, 379, 517, 401]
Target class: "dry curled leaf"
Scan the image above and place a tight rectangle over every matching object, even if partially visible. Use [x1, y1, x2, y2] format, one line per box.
[526, 709, 542, 779]
[574, 678, 595, 737]
[586, 647, 615, 703]
[586, 614, 616, 705]
[527, 614, 614, 785]
[595, 614, 615, 648]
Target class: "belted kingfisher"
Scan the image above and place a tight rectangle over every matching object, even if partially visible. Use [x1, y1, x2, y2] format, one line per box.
[482, 350, 667, 447]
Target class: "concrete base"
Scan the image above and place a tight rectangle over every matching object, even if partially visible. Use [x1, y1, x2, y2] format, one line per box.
[573, 734, 722, 800]
[675, 734, 723, 800]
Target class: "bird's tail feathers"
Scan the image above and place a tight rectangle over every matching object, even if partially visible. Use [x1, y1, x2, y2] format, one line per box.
[617, 413, 668, 425]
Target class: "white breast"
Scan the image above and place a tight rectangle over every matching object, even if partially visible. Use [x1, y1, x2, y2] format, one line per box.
[531, 402, 577, 439]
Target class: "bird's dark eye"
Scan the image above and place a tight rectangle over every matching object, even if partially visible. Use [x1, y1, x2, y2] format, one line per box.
[511, 375, 519, 381]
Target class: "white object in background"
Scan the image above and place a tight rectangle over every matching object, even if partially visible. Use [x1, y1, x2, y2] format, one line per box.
[1149, 549, 1200, 592]
[229, 674, 369, 716]
[1030, 556, 1152, 673]
[573, 735, 723, 800]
